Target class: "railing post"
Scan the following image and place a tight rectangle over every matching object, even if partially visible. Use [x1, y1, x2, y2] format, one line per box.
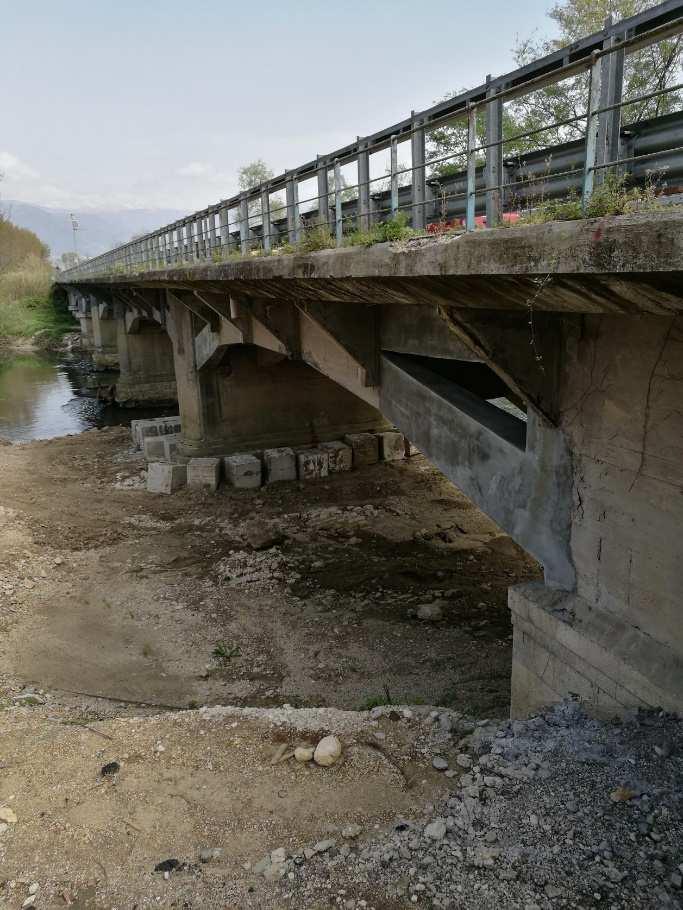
[484, 76, 503, 228]
[260, 186, 272, 252]
[597, 20, 625, 184]
[466, 102, 477, 231]
[334, 159, 343, 247]
[357, 138, 371, 231]
[286, 173, 300, 245]
[239, 194, 250, 255]
[205, 212, 214, 260]
[583, 52, 603, 210]
[316, 156, 330, 231]
[411, 112, 426, 230]
[219, 207, 230, 258]
[390, 134, 399, 217]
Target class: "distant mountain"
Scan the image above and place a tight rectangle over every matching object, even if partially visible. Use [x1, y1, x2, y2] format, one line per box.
[1, 201, 187, 262]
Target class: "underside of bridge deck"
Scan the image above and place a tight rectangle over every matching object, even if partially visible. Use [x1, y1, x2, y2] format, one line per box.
[57, 212, 683, 718]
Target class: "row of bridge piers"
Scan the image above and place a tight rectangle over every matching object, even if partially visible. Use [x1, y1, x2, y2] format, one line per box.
[60, 213, 683, 719]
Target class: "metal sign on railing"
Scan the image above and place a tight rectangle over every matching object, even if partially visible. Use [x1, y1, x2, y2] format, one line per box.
[60, 0, 683, 280]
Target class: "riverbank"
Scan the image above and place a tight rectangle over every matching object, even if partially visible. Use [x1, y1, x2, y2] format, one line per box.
[0, 429, 680, 908]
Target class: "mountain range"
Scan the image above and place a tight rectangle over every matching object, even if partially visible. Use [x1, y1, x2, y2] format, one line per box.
[1, 200, 186, 262]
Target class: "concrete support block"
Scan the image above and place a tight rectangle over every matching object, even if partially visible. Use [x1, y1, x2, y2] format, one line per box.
[187, 457, 221, 492]
[344, 433, 379, 467]
[297, 449, 329, 481]
[320, 440, 353, 473]
[378, 431, 405, 461]
[143, 437, 167, 460]
[163, 436, 181, 462]
[509, 582, 683, 718]
[147, 462, 187, 494]
[264, 447, 296, 484]
[131, 416, 181, 449]
[224, 454, 262, 490]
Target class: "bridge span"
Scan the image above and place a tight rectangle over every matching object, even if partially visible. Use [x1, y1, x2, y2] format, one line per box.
[56, 3, 683, 718]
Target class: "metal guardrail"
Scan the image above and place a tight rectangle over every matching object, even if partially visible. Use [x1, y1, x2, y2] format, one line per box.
[60, 0, 683, 281]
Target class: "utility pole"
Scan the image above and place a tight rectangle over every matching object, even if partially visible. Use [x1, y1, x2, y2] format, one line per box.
[70, 213, 79, 258]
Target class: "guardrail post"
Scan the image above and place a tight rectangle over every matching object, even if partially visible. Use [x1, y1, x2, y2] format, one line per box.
[218, 207, 230, 259]
[358, 139, 371, 231]
[286, 174, 300, 245]
[260, 187, 272, 253]
[583, 52, 602, 210]
[316, 156, 331, 231]
[205, 212, 214, 260]
[390, 135, 399, 217]
[466, 102, 477, 231]
[597, 23, 625, 184]
[334, 159, 343, 247]
[411, 112, 426, 230]
[239, 194, 250, 254]
[484, 76, 503, 228]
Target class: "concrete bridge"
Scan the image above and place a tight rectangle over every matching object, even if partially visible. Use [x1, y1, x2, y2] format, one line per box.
[56, 2, 683, 718]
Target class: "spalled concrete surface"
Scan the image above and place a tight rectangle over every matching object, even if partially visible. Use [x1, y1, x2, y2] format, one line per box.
[187, 457, 221, 492]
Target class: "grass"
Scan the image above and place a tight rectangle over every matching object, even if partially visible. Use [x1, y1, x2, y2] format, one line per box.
[212, 641, 241, 662]
[518, 175, 667, 226]
[0, 256, 76, 341]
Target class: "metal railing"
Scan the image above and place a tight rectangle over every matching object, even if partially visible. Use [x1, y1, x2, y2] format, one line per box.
[60, 0, 683, 281]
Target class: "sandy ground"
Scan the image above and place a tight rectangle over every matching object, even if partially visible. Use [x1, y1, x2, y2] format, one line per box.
[0, 427, 540, 908]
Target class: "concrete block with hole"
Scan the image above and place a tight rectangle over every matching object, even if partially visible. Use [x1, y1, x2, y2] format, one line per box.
[187, 456, 221, 492]
[143, 436, 166, 460]
[131, 419, 159, 448]
[378, 431, 406, 461]
[263, 447, 296, 484]
[344, 432, 379, 466]
[297, 448, 329, 481]
[320, 440, 353, 473]
[224, 453, 262, 490]
[147, 462, 187, 494]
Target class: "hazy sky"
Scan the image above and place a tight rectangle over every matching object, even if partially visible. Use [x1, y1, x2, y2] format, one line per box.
[2, 0, 558, 213]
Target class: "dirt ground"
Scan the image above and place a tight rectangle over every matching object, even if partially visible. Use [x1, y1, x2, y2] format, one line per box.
[0, 427, 540, 908]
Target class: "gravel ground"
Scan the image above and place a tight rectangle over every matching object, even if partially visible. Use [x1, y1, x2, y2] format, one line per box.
[254, 702, 682, 909]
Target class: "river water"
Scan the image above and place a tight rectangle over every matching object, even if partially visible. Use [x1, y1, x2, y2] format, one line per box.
[0, 350, 172, 442]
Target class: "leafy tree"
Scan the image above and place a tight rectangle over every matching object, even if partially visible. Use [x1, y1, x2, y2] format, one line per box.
[428, 0, 682, 174]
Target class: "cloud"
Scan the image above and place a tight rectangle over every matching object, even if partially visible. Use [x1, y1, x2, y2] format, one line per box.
[0, 151, 40, 181]
[177, 161, 215, 178]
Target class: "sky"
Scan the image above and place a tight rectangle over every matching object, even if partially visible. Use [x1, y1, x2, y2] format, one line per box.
[1, 0, 558, 214]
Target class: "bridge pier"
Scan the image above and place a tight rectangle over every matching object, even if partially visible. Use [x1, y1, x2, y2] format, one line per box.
[509, 314, 683, 716]
[114, 308, 177, 406]
[90, 300, 119, 369]
[166, 298, 387, 456]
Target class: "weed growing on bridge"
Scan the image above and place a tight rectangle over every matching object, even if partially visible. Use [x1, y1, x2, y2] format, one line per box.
[519, 174, 667, 225]
[346, 211, 415, 247]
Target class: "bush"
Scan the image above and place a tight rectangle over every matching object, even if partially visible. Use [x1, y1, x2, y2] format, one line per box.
[346, 211, 415, 247]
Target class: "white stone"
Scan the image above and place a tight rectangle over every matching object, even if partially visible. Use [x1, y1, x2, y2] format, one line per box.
[224, 453, 262, 490]
[313, 734, 342, 767]
[270, 847, 286, 865]
[0, 807, 17, 824]
[320, 440, 353, 473]
[378, 431, 405, 461]
[147, 462, 187, 494]
[294, 746, 314, 763]
[417, 602, 443, 621]
[424, 818, 447, 840]
[263, 447, 296, 484]
[187, 457, 221, 492]
[343, 433, 379, 466]
[342, 824, 362, 839]
[405, 438, 420, 457]
[297, 449, 329, 481]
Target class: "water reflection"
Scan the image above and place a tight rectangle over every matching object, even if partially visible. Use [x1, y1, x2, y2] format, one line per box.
[0, 351, 173, 442]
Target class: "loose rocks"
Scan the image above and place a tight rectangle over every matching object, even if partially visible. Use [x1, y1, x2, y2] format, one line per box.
[313, 735, 343, 767]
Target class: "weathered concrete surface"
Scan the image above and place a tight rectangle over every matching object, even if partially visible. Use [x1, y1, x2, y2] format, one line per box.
[61, 213, 683, 316]
[90, 304, 119, 369]
[115, 317, 177, 406]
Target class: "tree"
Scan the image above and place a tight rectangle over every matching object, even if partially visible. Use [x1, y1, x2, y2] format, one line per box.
[428, 0, 682, 174]
[236, 159, 286, 228]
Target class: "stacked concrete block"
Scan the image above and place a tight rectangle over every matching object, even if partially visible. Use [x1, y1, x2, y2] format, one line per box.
[147, 462, 187, 494]
[143, 436, 166, 460]
[264, 447, 296, 484]
[297, 448, 329, 481]
[378, 431, 406, 461]
[131, 416, 181, 450]
[320, 440, 353, 473]
[163, 435, 181, 461]
[187, 457, 221, 492]
[224, 453, 262, 490]
[344, 433, 379, 466]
